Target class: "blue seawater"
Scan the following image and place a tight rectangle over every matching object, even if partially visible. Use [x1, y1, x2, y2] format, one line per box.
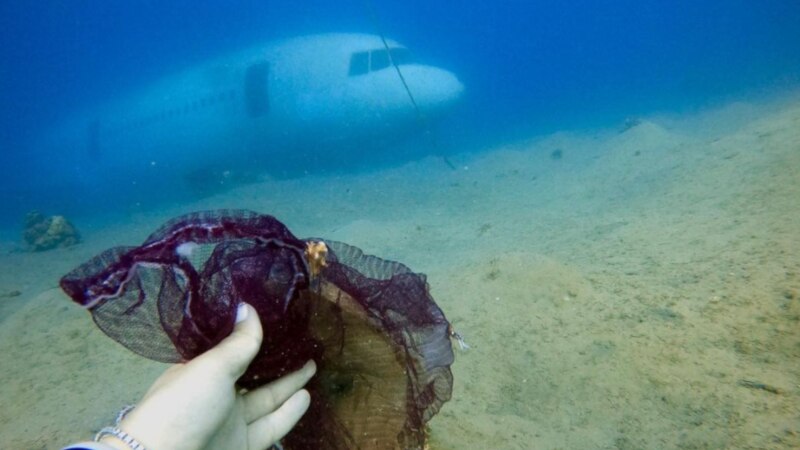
[1, 1, 799, 234]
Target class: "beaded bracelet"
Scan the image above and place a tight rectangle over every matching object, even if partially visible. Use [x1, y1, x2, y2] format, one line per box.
[94, 427, 147, 450]
[95, 404, 147, 450]
[61, 404, 147, 450]
[60, 442, 118, 450]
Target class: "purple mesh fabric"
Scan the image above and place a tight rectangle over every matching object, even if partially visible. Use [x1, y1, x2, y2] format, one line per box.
[60, 210, 455, 449]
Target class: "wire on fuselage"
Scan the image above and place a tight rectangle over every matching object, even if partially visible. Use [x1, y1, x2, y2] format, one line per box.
[360, 0, 456, 170]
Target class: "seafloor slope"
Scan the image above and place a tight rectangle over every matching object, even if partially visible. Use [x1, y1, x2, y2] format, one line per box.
[0, 93, 798, 449]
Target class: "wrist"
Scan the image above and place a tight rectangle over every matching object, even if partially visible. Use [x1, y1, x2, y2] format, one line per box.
[61, 442, 121, 450]
[95, 426, 149, 450]
[99, 435, 137, 450]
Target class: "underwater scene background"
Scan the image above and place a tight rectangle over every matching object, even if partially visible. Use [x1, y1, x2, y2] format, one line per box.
[1, 1, 800, 449]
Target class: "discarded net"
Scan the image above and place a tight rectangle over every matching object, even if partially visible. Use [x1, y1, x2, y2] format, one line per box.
[60, 210, 455, 449]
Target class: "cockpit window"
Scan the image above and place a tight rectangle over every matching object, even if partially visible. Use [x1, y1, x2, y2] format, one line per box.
[371, 48, 413, 71]
[370, 49, 390, 71]
[348, 51, 369, 76]
[389, 47, 412, 66]
[348, 47, 415, 77]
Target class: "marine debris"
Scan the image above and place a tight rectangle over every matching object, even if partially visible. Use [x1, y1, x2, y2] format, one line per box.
[60, 210, 456, 449]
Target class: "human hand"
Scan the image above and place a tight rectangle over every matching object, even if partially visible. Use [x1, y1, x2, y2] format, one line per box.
[100, 303, 316, 450]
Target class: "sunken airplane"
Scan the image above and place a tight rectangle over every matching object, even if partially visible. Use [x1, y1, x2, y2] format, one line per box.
[40, 33, 464, 193]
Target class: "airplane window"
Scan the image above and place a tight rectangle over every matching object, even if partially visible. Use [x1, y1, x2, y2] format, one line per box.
[348, 51, 369, 76]
[389, 48, 413, 65]
[370, 49, 390, 71]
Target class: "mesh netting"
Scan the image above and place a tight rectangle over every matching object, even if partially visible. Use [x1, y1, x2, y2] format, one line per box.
[60, 210, 455, 449]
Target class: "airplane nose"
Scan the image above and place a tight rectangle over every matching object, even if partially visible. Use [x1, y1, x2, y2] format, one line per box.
[437, 70, 465, 105]
[403, 67, 464, 113]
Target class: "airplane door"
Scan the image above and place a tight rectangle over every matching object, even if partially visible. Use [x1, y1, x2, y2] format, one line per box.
[244, 61, 269, 118]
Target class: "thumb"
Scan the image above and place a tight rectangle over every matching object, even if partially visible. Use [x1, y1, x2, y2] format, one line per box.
[200, 302, 263, 379]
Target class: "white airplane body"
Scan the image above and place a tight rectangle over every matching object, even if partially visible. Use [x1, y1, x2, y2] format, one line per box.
[40, 33, 463, 190]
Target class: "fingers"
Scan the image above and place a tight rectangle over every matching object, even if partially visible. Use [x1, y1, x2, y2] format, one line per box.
[247, 389, 311, 450]
[196, 303, 263, 379]
[244, 360, 316, 423]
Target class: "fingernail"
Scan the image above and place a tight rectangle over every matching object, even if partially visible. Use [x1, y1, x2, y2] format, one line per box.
[305, 359, 317, 375]
[235, 303, 249, 323]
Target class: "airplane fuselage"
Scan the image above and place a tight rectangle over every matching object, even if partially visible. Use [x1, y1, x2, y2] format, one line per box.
[42, 33, 463, 188]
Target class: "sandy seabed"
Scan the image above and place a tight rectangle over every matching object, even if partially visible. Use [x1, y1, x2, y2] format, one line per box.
[1, 93, 798, 449]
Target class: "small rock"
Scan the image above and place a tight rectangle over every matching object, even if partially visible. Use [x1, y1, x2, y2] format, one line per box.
[22, 211, 81, 251]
